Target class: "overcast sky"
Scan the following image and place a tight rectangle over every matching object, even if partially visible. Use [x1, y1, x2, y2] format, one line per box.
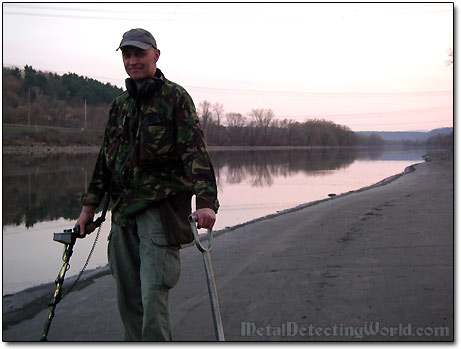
[3, 3, 453, 131]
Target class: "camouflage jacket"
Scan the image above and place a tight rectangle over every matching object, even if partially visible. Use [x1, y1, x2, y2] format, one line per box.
[80, 69, 219, 226]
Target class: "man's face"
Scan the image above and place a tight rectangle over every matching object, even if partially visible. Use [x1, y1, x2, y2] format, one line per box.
[121, 46, 160, 81]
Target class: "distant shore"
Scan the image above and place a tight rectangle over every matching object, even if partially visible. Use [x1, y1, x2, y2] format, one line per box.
[2, 144, 335, 155]
[2, 144, 101, 155]
[2, 143, 440, 155]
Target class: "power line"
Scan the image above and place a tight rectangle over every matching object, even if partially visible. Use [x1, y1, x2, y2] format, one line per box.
[2, 4, 251, 22]
[316, 106, 453, 119]
[185, 85, 452, 98]
[3, 10, 154, 22]
[4, 3, 142, 14]
[6, 61, 449, 98]
[3, 3, 452, 25]
[4, 3, 452, 17]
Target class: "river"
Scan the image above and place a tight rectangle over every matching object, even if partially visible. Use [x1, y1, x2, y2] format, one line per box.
[2, 147, 426, 295]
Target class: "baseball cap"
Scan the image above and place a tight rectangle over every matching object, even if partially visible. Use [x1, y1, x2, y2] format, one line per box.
[117, 28, 157, 51]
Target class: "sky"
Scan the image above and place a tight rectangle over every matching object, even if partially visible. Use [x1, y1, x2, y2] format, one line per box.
[2, 3, 454, 131]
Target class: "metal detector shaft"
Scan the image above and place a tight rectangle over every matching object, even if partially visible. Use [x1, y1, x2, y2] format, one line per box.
[188, 215, 225, 341]
[40, 233, 77, 341]
[40, 213, 107, 341]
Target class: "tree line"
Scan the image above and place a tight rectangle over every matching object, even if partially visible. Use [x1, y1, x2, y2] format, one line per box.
[2, 65, 451, 148]
[3, 66, 371, 146]
[3, 66, 122, 132]
[198, 101, 390, 147]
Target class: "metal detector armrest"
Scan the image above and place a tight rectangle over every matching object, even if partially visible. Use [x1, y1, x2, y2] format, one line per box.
[53, 231, 74, 245]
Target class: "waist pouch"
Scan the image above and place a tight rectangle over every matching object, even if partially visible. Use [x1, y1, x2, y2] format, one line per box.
[158, 191, 194, 246]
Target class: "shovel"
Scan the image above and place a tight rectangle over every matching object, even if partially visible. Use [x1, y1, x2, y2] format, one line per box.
[188, 215, 225, 341]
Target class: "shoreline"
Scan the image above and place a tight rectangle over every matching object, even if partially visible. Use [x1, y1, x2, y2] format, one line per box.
[2, 151, 444, 324]
[2, 143, 445, 155]
[2, 144, 101, 155]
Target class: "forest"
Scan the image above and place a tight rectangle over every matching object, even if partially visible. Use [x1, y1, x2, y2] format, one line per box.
[2, 66, 451, 147]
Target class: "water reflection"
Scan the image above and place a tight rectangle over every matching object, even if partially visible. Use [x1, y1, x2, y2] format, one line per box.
[2, 148, 423, 228]
[3, 154, 98, 227]
[3, 147, 427, 294]
[211, 148, 359, 188]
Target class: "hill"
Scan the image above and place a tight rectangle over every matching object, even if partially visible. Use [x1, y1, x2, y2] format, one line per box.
[356, 128, 453, 142]
[2, 65, 123, 145]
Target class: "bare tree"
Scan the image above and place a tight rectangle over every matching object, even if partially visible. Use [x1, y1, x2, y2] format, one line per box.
[198, 100, 213, 137]
[226, 112, 247, 128]
[249, 108, 274, 130]
[225, 112, 247, 144]
[212, 102, 224, 127]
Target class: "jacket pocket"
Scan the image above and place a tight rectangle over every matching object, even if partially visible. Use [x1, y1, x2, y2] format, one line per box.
[138, 112, 175, 166]
[161, 245, 181, 289]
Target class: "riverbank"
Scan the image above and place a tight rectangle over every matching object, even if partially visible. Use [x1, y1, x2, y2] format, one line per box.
[2, 143, 444, 155]
[3, 151, 453, 341]
[1, 144, 342, 155]
[2, 144, 101, 155]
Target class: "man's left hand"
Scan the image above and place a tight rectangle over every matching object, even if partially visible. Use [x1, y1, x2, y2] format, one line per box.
[191, 208, 216, 229]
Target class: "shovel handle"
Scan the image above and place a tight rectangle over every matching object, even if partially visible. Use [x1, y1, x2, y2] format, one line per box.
[188, 215, 213, 253]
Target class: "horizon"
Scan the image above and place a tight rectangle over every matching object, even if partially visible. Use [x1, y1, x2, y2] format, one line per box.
[3, 3, 453, 132]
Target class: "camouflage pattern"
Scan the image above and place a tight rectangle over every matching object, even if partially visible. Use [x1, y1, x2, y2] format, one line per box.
[80, 69, 219, 226]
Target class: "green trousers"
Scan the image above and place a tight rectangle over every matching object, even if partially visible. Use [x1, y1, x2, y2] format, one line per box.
[107, 206, 181, 341]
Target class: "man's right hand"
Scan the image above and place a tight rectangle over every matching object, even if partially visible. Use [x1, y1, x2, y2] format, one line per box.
[76, 205, 97, 236]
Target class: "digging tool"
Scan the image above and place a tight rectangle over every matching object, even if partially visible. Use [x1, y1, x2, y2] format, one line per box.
[188, 215, 225, 341]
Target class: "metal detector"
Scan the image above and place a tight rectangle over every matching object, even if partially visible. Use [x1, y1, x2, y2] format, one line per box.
[40, 195, 109, 341]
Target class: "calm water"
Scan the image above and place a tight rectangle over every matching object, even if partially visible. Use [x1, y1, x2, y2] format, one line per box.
[3, 147, 425, 295]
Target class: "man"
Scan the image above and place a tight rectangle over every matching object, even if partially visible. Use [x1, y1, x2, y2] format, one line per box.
[76, 28, 219, 341]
